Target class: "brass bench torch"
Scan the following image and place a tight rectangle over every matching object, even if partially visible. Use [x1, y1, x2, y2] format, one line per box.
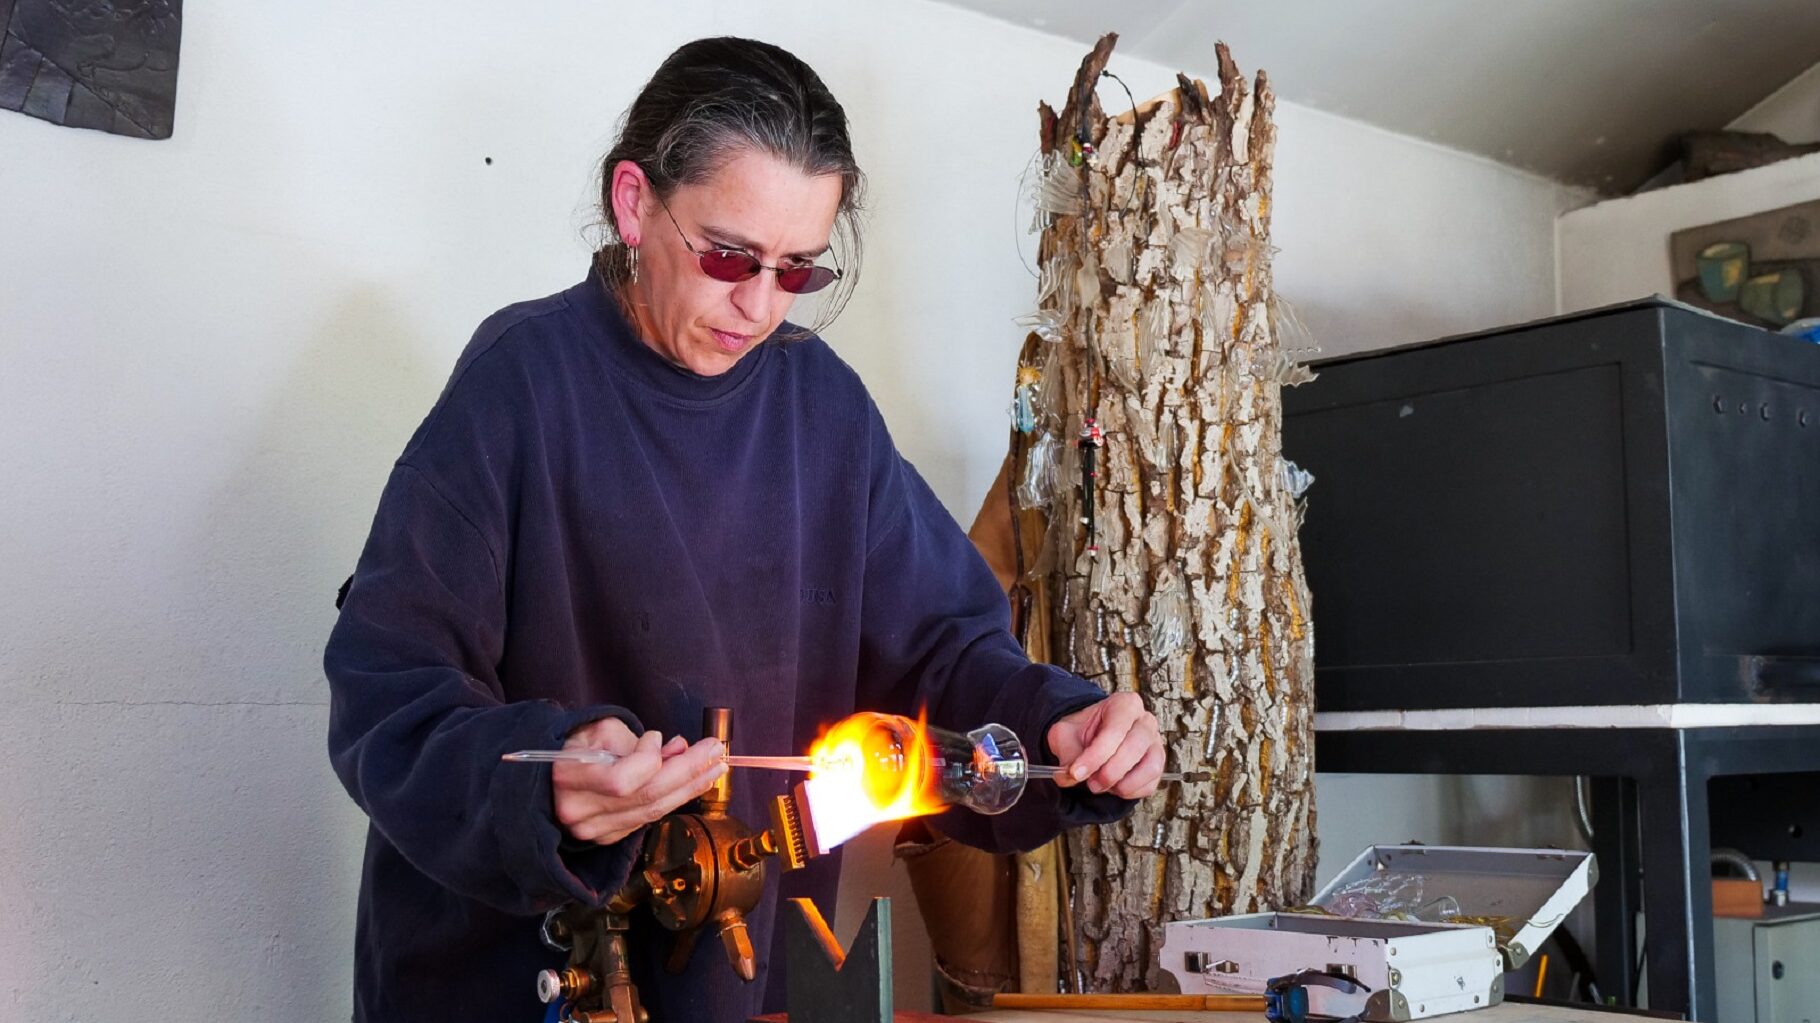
[524, 707, 819, 1023]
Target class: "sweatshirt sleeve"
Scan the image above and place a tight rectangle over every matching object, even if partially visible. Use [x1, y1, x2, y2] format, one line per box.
[853, 402, 1133, 853]
[324, 462, 642, 915]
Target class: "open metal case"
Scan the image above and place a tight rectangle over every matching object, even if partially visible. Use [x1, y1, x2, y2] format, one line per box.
[1159, 845, 1596, 1021]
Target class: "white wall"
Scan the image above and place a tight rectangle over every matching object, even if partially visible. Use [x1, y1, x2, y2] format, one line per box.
[0, 3, 1583, 1018]
[1730, 60, 1820, 145]
[1556, 150, 1820, 312]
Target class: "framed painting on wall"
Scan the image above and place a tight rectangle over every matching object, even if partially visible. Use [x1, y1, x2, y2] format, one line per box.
[1670, 199, 1820, 329]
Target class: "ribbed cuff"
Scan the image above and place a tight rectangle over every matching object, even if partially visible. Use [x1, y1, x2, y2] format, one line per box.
[489, 702, 647, 910]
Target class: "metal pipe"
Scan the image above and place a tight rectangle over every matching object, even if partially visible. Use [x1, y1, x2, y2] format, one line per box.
[1572, 775, 1595, 845]
[1711, 848, 1761, 883]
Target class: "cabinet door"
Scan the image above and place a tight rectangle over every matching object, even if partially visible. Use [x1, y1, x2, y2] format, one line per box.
[1756, 916, 1820, 1023]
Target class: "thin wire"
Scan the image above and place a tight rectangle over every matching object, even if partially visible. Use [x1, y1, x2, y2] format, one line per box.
[1100, 70, 1138, 121]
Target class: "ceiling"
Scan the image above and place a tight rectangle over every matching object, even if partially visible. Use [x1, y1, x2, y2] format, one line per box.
[934, 0, 1820, 194]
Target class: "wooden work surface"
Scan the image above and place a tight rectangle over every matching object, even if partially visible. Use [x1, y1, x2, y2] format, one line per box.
[964, 1003, 1658, 1022]
[758, 1003, 1661, 1022]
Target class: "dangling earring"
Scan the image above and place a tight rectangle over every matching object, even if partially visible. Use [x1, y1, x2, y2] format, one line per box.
[626, 243, 640, 285]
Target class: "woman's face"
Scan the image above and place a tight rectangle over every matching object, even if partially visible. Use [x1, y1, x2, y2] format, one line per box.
[615, 149, 843, 377]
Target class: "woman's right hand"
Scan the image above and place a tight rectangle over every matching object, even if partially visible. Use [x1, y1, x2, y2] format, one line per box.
[551, 717, 728, 847]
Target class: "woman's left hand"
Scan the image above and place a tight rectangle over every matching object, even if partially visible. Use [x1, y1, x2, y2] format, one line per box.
[1044, 692, 1165, 799]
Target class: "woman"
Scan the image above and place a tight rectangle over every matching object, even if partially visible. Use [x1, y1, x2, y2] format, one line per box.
[325, 36, 1165, 1022]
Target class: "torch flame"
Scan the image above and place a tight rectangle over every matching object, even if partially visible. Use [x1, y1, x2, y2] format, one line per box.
[800, 711, 948, 853]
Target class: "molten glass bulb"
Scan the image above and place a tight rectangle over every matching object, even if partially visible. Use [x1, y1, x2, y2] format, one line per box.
[808, 713, 1028, 815]
[855, 716, 912, 807]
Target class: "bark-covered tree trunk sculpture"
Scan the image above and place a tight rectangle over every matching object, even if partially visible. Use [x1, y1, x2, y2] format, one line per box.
[1014, 34, 1319, 991]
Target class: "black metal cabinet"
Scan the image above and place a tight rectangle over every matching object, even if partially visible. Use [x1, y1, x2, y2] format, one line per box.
[1284, 299, 1820, 711]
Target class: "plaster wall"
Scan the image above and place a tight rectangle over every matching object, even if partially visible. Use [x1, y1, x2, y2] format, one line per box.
[1729, 60, 1820, 145]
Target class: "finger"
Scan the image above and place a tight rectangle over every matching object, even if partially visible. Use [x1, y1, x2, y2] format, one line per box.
[1045, 719, 1086, 786]
[562, 736, 712, 838]
[593, 717, 641, 756]
[555, 751, 657, 830]
[581, 730, 666, 797]
[641, 738, 725, 799]
[1111, 743, 1167, 800]
[567, 807, 644, 845]
[1090, 723, 1155, 795]
[563, 716, 641, 756]
[1087, 715, 1155, 793]
[554, 789, 615, 832]
[644, 759, 729, 822]
[570, 759, 718, 844]
[661, 735, 689, 756]
[1068, 697, 1140, 783]
[630, 740, 728, 822]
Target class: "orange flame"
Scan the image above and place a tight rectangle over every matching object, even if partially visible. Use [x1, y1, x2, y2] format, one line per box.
[801, 711, 948, 852]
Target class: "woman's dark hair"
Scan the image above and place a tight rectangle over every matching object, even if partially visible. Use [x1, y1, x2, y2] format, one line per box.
[596, 36, 866, 332]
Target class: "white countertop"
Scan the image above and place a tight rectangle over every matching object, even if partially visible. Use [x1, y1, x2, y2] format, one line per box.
[1316, 702, 1820, 731]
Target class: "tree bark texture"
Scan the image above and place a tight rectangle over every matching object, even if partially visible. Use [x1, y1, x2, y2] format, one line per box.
[1016, 35, 1319, 992]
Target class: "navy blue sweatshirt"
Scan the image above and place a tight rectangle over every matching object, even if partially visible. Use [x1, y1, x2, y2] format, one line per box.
[323, 270, 1128, 1022]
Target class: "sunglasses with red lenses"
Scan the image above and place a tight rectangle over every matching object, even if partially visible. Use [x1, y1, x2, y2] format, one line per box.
[652, 193, 842, 295]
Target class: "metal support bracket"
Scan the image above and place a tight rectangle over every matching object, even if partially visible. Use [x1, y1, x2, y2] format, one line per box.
[785, 897, 892, 1023]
